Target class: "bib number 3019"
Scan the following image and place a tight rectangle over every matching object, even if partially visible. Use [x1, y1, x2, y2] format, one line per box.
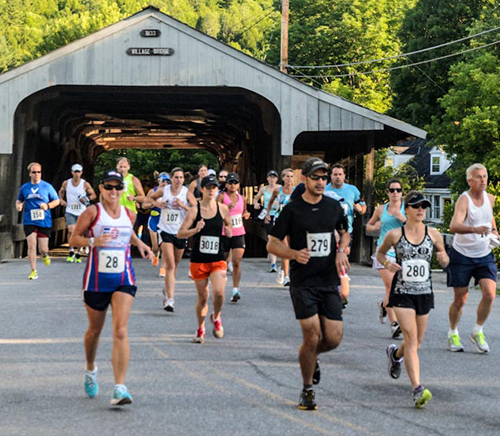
[200, 236, 219, 254]
[98, 250, 125, 273]
[306, 232, 331, 258]
[402, 259, 429, 282]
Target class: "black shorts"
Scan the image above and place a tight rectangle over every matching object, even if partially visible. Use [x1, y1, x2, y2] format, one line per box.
[262, 217, 276, 236]
[83, 285, 137, 311]
[387, 292, 434, 316]
[24, 225, 51, 238]
[289, 286, 343, 321]
[160, 231, 188, 250]
[223, 235, 246, 251]
[446, 247, 497, 288]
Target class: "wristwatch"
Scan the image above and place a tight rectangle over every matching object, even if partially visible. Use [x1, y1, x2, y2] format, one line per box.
[338, 248, 346, 253]
[88, 237, 95, 247]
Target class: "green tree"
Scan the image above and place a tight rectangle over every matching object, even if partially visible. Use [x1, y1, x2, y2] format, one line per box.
[389, 0, 494, 129]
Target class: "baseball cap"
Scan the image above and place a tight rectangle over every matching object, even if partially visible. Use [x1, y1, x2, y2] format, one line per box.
[101, 170, 123, 183]
[267, 170, 278, 178]
[301, 158, 328, 176]
[207, 169, 217, 176]
[158, 172, 170, 181]
[201, 174, 219, 188]
[71, 164, 83, 172]
[226, 172, 239, 183]
[406, 192, 432, 208]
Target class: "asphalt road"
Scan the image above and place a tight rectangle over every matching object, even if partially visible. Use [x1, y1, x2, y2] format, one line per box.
[1, 257, 499, 436]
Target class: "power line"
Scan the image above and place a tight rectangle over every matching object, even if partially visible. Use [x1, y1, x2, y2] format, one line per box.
[294, 39, 500, 78]
[288, 24, 500, 69]
[232, 9, 278, 41]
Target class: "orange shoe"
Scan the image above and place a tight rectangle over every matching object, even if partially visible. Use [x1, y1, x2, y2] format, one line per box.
[152, 256, 159, 267]
[159, 267, 166, 278]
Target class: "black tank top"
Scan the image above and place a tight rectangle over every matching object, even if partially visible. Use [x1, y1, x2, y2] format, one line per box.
[193, 179, 202, 199]
[190, 202, 225, 263]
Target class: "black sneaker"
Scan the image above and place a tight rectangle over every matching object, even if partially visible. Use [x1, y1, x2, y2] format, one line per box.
[298, 389, 317, 410]
[386, 344, 402, 379]
[313, 360, 321, 385]
[391, 321, 402, 339]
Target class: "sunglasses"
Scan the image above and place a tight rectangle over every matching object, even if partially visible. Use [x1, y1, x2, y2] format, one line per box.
[103, 184, 124, 191]
[227, 180, 239, 184]
[388, 188, 402, 193]
[219, 176, 227, 179]
[31, 171, 41, 174]
[409, 203, 428, 210]
[72, 170, 82, 173]
[309, 174, 329, 181]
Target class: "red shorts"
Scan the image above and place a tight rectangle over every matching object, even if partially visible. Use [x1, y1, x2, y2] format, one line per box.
[190, 261, 227, 281]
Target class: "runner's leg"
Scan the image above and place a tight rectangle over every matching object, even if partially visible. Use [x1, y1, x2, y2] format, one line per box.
[110, 292, 134, 385]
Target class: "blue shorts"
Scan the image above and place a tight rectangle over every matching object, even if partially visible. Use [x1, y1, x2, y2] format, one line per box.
[148, 215, 160, 233]
[65, 212, 79, 226]
[446, 247, 497, 288]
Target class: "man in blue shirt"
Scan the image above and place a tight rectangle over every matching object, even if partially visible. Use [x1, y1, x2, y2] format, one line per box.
[325, 164, 366, 235]
[16, 162, 60, 280]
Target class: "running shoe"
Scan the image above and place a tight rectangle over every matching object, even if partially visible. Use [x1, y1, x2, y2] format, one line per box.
[110, 384, 132, 406]
[378, 300, 388, 324]
[210, 313, 224, 338]
[391, 321, 402, 339]
[277, 270, 285, 285]
[43, 254, 51, 266]
[230, 288, 241, 303]
[470, 331, 490, 353]
[164, 298, 174, 313]
[447, 333, 464, 352]
[269, 263, 277, 273]
[413, 385, 432, 409]
[152, 256, 159, 267]
[84, 367, 98, 398]
[227, 262, 233, 274]
[192, 328, 205, 344]
[298, 389, 317, 410]
[283, 276, 290, 286]
[159, 267, 166, 278]
[313, 361, 321, 385]
[342, 298, 348, 309]
[66, 255, 75, 263]
[28, 270, 38, 280]
[386, 344, 402, 379]
[74, 257, 82, 264]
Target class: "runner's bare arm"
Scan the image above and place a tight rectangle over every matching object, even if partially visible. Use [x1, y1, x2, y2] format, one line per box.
[220, 203, 232, 238]
[253, 186, 265, 209]
[429, 227, 450, 268]
[69, 206, 111, 247]
[265, 187, 280, 223]
[177, 207, 203, 239]
[130, 176, 146, 203]
[58, 180, 68, 207]
[366, 205, 383, 232]
[142, 187, 164, 209]
[84, 182, 97, 201]
[186, 191, 197, 207]
[376, 229, 402, 272]
[267, 235, 311, 265]
[450, 195, 490, 235]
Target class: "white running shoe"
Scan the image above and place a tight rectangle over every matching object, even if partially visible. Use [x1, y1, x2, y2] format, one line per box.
[164, 298, 174, 312]
[227, 262, 233, 274]
[277, 270, 285, 285]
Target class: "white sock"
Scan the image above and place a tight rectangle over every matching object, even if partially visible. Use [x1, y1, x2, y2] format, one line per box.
[232, 287, 239, 294]
[448, 328, 459, 337]
[85, 365, 97, 374]
[472, 324, 483, 336]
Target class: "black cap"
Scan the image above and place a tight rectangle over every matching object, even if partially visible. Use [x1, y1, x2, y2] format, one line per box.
[201, 174, 220, 188]
[406, 192, 432, 208]
[101, 170, 123, 183]
[267, 170, 278, 178]
[226, 172, 239, 183]
[302, 158, 328, 176]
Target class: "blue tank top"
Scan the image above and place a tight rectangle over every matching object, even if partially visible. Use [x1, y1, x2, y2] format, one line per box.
[263, 188, 279, 216]
[377, 202, 406, 257]
[275, 186, 294, 217]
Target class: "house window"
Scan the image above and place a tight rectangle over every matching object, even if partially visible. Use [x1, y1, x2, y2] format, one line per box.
[431, 156, 441, 174]
[433, 196, 441, 220]
[386, 158, 394, 167]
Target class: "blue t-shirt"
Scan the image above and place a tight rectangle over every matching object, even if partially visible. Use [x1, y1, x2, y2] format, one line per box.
[325, 183, 361, 233]
[18, 181, 59, 227]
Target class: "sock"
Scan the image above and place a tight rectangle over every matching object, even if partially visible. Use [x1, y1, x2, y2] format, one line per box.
[472, 324, 483, 336]
[232, 287, 239, 294]
[85, 364, 97, 373]
[303, 384, 313, 391]
[448, 328, 459, 337]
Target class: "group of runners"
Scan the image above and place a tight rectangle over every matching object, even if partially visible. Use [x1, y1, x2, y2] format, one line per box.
[15, 157, 497, 411]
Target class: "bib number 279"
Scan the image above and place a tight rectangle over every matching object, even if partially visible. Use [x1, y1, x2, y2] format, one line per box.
[306, 232, 331, 258]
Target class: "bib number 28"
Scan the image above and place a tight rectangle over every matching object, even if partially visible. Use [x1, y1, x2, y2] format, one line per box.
[306, 232, 332, 258]
[98, 250, 125, 273]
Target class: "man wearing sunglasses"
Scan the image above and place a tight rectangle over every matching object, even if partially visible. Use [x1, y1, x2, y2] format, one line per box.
[58, 164, 97, 263]
[267, 157, 350, 411]
[16, 162, 60, 280]
[447, 163, 498, 353]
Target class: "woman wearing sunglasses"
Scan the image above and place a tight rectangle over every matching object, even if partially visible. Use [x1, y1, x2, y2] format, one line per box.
[70, 170, 153, 407]
[376, 191, 449, 408]
[366, 179, 406, 339]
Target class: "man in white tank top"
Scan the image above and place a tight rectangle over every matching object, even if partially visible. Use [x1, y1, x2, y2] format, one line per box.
[447, 163, 498, 353]
[58, 164, 97, 263]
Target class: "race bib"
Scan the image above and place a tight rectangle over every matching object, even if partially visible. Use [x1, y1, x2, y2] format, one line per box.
[231, 214, 243, 229]
[70, 202, 83, 211]
[30, 209, 45, 221]
[164, 209, 181, 223]
[258, 208, 267, 220]
[341, 203, 349, 215]
[402, 259, 429, 282]
[200, 236, 220, 254]
[306, 232, 332, 258]
[98, 249, 125, 273]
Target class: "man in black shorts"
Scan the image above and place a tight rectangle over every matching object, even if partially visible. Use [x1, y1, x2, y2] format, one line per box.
[267, 157, 350, 410]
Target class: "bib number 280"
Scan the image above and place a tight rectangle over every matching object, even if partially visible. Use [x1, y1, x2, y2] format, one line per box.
[402, 259, 429, 282]
[98, 250, 125, 273]
[306, 232, 332, 258]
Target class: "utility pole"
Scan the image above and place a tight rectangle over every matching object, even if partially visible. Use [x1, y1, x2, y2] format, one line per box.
[280, 0, 289, 74]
